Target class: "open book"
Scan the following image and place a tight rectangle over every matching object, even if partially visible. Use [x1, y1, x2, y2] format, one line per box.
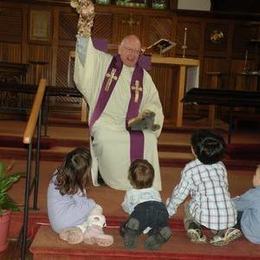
[145, 38, 176, 54]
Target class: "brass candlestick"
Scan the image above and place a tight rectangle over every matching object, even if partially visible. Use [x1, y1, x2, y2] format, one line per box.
[182, 27, 188, 58]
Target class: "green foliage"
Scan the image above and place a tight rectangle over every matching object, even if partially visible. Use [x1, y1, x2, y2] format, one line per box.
[0, 161, 21, 215]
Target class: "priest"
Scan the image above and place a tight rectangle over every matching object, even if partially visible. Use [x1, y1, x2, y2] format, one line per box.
[72, 0, 164, 190]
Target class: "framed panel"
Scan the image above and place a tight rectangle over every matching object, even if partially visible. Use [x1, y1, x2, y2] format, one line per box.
[29, 9, 51, 42]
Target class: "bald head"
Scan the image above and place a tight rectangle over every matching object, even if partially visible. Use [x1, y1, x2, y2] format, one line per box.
[118, 34, 141, 67]
[120, 35, 141, 48]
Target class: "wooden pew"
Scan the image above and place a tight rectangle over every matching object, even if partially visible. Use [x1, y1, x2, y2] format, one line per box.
[182, 88, 260, 143]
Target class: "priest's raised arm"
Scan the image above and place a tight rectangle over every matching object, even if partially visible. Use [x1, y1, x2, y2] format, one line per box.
[72, 0, 164, 190]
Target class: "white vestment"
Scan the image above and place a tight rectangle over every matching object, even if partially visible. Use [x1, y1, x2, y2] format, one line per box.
[74, 36, 164, 191]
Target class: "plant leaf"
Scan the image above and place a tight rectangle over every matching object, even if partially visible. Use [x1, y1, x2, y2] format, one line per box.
[0, 162, 6, 178]
[0, 194, 20, 212]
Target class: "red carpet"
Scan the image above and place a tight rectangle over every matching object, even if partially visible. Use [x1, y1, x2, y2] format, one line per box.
[8, 212, 184, 239]
[30, 225, 260, 260]
[11, 212, 260, 259]
[10, 212, 259, 260]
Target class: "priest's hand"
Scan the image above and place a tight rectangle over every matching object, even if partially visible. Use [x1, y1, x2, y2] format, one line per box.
[71, 0, 95, 38]
[128, 109, 160, 131]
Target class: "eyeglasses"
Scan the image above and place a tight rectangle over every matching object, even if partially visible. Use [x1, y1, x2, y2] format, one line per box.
[123, 46, 141, 55]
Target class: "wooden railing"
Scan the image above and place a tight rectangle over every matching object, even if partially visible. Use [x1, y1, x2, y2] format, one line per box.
[21, 78, 46, 260]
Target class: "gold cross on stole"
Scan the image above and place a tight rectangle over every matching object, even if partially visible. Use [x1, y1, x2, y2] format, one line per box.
[131, 80, 143, 103]
[105, 68, 118, 91]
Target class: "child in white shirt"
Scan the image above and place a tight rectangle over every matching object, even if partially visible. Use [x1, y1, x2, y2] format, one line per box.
[121, 159, 172, 250]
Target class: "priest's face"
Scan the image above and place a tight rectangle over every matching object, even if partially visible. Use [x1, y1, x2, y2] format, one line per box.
[119, 35, 141, 67]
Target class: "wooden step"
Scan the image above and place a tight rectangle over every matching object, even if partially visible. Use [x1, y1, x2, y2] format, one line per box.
[0, 145, 258, 170]
[30, 225, 260, 260]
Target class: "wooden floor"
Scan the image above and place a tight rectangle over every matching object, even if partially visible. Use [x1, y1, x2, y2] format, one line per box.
[0, 115, 260, 259]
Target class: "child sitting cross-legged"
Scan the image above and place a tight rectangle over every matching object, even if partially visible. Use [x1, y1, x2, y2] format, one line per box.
[47, 147, 113, 246]
[166, 129, 241, 246]
[120, 159, 172, 250]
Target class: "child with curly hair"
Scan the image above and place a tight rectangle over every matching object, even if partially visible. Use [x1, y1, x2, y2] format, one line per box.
[47, 147, 113, 246]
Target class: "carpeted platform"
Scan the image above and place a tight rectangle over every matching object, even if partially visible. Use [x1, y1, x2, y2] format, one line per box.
[30, 225, 260, 260]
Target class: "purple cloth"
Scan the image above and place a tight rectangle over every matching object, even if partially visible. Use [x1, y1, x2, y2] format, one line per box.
[138, 54, 151, 71]
[92, 38, 108, 52]
[125, 63, 145, 161]
[126, 64, 144, 121]
[89, 55, 123, 130]
[89, 51, 145, 162]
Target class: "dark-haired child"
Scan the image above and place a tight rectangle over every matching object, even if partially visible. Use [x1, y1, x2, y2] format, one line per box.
[47, 147, 113, 246]
[166, 129, 241, 246]
[120, 159, 172, 250]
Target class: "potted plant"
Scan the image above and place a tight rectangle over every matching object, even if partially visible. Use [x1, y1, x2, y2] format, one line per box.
[0, 161, 21, 252]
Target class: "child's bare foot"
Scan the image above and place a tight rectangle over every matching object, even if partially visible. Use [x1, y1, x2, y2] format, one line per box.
[59, 227, 84, 244]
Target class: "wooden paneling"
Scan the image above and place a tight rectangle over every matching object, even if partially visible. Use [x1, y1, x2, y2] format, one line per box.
[0, 43, 22, 63]
[230, 59, 258, 90]
[55, 46, 81, 106]
[112, 14, 144, 44]
[93, 13, 113, 41]
[0, 7, 22, 43]
[202, 57, 230, 88]
[59, 12, 78, 42]
[27, 44, 52, 85]
[56, 47, 70, 88]
[145, 16, 174, 46]
[1, 1, 260, 124]
[232, 23, 258, 59]
[204, 21, 230, 57]
[176, 17, 202, 57]
[150, 65, 176, 119]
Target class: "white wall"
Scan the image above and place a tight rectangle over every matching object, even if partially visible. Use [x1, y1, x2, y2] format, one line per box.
[177, 0, 211, 11]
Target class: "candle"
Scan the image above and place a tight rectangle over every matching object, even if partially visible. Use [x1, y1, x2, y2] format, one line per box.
[243, 49, 248, 72]
[182, 27, 188, 58]
[183, 27, 187, 46]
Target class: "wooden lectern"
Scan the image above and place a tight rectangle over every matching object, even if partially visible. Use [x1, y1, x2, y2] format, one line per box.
[151, 56, 200, 127]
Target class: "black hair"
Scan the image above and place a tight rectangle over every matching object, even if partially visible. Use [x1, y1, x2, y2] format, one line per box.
[191, 129, 226, 165]
[54, 147, 92, 195]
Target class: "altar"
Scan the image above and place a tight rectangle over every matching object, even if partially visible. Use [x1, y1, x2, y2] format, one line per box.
[151, 56, 200, 127]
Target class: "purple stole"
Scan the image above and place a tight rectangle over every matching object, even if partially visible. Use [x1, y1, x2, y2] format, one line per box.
[89, 54, 144, 162]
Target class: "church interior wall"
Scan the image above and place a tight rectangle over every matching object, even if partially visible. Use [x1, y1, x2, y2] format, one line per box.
[0, 0, 259, 126]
